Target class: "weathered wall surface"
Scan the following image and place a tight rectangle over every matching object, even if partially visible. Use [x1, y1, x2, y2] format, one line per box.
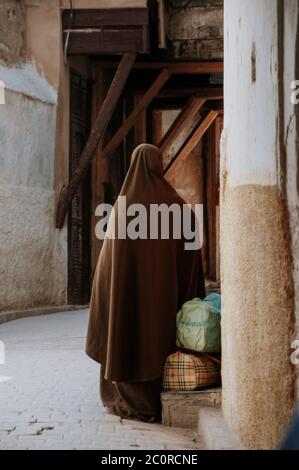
[167, 0, 223, 60]
[24, 0, 62, 90]
[0, 0, 24, 64]
[0, 65, 67, 311]
[221, 185, 294, 449]
[221, 0, 296, 449]
[0, 1, 68, 312]
[23, 0, 147, 90]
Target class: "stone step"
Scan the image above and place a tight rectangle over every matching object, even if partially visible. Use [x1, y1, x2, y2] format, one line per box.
[198, 407, 243, 450]
[161, 387, 221, 430]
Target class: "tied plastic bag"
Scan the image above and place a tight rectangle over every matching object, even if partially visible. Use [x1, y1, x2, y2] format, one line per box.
[204, 293, 221, 314]
[176, 294, 221, 353]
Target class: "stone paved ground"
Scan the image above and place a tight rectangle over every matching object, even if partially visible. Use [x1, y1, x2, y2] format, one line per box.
[0, 310, 199, 450]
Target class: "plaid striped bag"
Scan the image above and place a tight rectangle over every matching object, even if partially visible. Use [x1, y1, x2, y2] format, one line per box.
[163, 351, 221, 391]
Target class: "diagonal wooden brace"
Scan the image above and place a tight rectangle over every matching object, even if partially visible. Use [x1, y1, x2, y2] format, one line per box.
[158, 96, 206, 154]
[164, 110, 219, 176]
[56, 52, 136, 229]
[100, 68, 171, 160]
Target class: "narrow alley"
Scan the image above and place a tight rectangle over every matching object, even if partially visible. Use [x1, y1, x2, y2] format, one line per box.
[0, 311, 200, 450]
[1, 0, 299, 456]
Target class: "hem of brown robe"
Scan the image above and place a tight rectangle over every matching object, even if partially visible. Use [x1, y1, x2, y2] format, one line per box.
[86, 347, 172, 384]
[100, 368, 162, 423]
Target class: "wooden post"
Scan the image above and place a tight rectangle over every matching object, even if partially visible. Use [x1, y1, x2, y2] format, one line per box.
[215, 115, 223, 282]
[90, 66, 106, 276]
[56, 52, 136, 229]
[206, 122, 217, 281]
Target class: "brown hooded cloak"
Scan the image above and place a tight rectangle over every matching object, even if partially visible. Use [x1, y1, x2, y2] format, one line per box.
[86, 144, 205, 420]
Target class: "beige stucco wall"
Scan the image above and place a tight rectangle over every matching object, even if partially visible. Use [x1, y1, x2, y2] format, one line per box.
[0, 1, 68, 312]
[24, 1, 62, 90]
[221, 0, 297, 449]
[0, 67, 67, 312]
[221, 185, 295, 449]
[24, 0, 147, 90]
[0, 0, 25, 64]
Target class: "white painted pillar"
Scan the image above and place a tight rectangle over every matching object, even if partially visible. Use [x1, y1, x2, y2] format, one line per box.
[221, 0, 297, 449]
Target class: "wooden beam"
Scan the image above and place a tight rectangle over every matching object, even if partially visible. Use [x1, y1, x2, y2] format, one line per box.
[158, 96, 206, 153]
[152, 110, 164, 145]
[99, 61, 223, 74]
[215, 116, 222, 281]
[166, 63, 223, 74]
[206, 122, 217, 281]
[62, 8, 149, 55]
[62, 8, 149, 29]
[64, 29, 149, 55]
[56, 52, 136, 229]
[91, 67, 107, 277]
[157, 87, 223, 99]
[133, 92, 147, 148]
[101, 68, 171, 160]
[164, 110, 219, 175]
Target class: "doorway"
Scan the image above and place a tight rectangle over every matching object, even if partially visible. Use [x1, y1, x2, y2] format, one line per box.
[89, 62, 223, 285]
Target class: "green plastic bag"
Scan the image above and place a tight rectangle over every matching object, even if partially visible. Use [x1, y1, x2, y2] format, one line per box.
[176, 296, 221, 353]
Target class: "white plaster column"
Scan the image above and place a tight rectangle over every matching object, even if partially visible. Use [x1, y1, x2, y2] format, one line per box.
[221, 0, 297, 449]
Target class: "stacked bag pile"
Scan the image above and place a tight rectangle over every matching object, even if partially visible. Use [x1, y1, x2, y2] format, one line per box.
[163, 293, 221, 391]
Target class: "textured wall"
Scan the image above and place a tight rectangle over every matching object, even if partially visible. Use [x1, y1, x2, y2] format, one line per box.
[0, 67, 67, 312]
[0, 0, 25, 64]
[221, 0, 296, 449]
[0, 185, 67, 311]
[168, 1, 223, 60]
[221, 186, 294, 449]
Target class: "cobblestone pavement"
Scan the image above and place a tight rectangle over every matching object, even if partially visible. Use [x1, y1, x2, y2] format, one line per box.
[0, 310, 199, 450]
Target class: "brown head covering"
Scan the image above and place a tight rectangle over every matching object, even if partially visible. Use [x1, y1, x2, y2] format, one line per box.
[86, 144, 205, 382]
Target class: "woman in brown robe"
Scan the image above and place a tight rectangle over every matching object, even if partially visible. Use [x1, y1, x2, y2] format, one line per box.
[86, 143, 205, 422]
